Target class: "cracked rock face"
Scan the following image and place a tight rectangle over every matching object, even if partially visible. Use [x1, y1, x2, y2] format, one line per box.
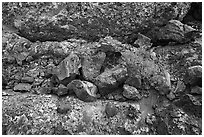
[2, 2, 202, 135]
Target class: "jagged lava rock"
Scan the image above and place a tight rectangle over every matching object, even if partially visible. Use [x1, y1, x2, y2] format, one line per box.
[5, 3, 190, 42]
[67, 80, 98, 102]
[82, 51, 106, 82]
[53, 52, 81, 85]
[123, 84, 142, 100]
[94, 65, 128, 95]
[147, 20, 196, 45]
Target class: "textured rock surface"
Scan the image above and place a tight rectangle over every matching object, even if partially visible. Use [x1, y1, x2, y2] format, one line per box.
[2, 2, 190, 43]
[53, 52, 81, 82]
[82, 52, 106, 81]
[67, 80, 98, 102]
[94, 65, 128, 95]
[123, 84, 142, 100]
[147, 20, 196, 45]
[2, 2, 202, 135]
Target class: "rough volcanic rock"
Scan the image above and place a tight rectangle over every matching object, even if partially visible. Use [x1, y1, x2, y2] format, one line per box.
[147, 20, 196, 45]
[53, 52, 81, 85]
[2, 3, 190, 43]
[123, 84, 142, 100]
[82, 52, 106, 81]
[13, 83, 32, 92]
[184, 65, 202, 86]
[67, 80, 98, 102]
[94, 65, 128, 95]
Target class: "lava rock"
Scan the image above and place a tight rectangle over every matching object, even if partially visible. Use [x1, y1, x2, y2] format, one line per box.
[190, 86, 202, 95]
[82, 52, 106, 82]
[67, 80, 98, 102]
[147, 20, 195, 45]
[13, 83, 32, 92]
[94, 65, 128, 95]
[53, 52, 81, 82]
[105, 102, 118, 118]
[123, 84, 142, 100]
[8, 3, 190, 43]
[184, 65, 202, 86]
[21, 76, 34, 84]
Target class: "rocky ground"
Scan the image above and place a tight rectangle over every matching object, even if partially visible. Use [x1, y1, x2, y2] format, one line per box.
[2, 2, 202, 135]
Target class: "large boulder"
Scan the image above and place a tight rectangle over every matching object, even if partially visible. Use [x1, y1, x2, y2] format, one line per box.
[2, 2, 190, 43]
[147, 20, 196, 45]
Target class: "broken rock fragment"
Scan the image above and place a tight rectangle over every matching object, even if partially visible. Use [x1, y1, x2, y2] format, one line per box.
[82, 51, 106, 82]
[123, 84, 142, 100]
[67, 80, 98, 102]
[53, 52, 81, 85]
[94, 65, 128, 95]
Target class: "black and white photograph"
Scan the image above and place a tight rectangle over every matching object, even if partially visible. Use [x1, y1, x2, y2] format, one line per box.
[1, 1, 202, 135]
